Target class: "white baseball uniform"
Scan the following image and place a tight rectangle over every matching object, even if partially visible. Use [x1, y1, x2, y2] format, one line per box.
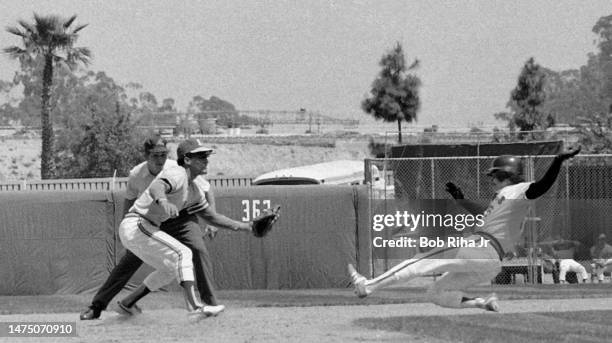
[125, 160, 178, 200]
[119, 166, 209, 291]
[558, 259, 589, 282]
[590, 243, 612, 282]
[125, 159, 210, 199]
[363, 182, 534, 308]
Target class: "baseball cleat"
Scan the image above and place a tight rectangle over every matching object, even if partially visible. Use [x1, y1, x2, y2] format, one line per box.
[482, 293, 499, 312]
[348, 264, 370, 298]
[79, 307, 101, 320]
[207, 304, 225, 316]
[187, 305, 220, 322]
[115, 301, 143, 316]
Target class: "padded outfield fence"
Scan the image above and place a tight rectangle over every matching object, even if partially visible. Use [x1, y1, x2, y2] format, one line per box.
[365, 154, 612, 285]
[0, 176, 254, 191]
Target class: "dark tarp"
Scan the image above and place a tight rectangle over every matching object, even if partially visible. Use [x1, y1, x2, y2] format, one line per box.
[0, 192, 115, 295]
[1, 185, 370, 294]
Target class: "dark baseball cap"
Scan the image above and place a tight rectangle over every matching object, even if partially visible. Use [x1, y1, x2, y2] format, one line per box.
[143, 134, 168, 154]
[176, 138, 214, 160]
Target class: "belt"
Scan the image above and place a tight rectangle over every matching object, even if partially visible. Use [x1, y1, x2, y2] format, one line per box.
[124, 212, 160, 226]
[474, 231, 504, 261]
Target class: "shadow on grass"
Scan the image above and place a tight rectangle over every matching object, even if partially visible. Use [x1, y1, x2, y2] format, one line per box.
[354, 310, 612, 343]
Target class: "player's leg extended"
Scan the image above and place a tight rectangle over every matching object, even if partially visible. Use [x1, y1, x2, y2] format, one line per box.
[426, 265, 500, 311]
[576, 264, 589, 283]
[349, 246, 458, 297]
[80, 250, 144, 320]
[91, 250, 144, 310]
[559, 260, 568, 282]
[349, 243, 500, 298]
[176, 220, 219, 306]
[119, 216, 200, 311]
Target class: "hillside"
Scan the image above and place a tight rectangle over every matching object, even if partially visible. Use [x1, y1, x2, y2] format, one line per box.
[0, 137, 374, 181]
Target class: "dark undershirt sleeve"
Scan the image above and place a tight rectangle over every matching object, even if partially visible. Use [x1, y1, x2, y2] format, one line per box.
[525, 157, 563, 200]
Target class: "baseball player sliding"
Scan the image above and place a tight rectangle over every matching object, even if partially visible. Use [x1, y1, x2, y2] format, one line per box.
[349, 146, 580, 311]
[117, 139, 263, 320]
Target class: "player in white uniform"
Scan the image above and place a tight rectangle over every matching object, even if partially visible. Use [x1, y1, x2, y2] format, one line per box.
[590, 234, 612, 282]
[117, 139, 254, 320]
[558, 259, 589, 283]
[79, 136, 222, 320]
[349, 147, 580, 311]
[539, 239, 589, 283]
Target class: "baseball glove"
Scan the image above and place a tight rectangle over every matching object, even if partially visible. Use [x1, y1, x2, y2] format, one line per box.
[252, 205, 281, 238]
[445, 182, 464, 199]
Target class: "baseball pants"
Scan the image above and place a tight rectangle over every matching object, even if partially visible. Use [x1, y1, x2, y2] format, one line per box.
[89, 215, 218, 311]
[119, 215, 194, 292]
[592, 259, 612, 282]
[364, 235, 501, 308]
[558, 259, 588, 282]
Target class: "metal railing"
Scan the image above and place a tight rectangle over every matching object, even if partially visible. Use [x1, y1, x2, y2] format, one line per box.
[0, 176, 254, 191]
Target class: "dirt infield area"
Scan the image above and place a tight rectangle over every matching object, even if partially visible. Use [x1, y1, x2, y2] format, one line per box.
[2, 286, 612, 342]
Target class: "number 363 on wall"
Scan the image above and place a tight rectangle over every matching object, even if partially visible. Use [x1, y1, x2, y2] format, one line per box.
[241, 199, 271, 221]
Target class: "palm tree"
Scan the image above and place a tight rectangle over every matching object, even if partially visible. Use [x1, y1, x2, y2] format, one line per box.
[4, 13, 91, 179]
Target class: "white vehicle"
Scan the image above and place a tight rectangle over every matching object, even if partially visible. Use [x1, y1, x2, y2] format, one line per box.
[252, 160, 393, 197]
[252, 160, 375, 186]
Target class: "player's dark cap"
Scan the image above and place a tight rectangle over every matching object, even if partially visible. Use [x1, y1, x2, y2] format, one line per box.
[486, 155, 523, 176]
[176, 138, 214, 161]
[143, 134, 168, 154]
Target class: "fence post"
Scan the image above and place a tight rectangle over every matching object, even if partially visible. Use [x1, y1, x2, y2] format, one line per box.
[430, 159, 435, 198]
[111, 170, 117, 191]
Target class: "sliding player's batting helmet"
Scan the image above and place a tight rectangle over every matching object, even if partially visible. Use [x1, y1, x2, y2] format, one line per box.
[486, 155, 523, 177]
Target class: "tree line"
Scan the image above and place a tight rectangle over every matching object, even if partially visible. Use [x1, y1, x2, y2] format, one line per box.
[3, 13, 612, 180]
[1, 14, 239, 179]
[362, 15, 612, 152]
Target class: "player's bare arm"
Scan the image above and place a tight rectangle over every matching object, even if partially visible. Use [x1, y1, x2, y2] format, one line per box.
[203, 189, 219, 239]
[149, 178, 179, 217]
[197, 206, 252, 232]
[525, 146, 581, 200]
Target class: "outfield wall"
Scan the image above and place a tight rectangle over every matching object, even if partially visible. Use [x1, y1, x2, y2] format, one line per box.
[0, 186, 371, 295]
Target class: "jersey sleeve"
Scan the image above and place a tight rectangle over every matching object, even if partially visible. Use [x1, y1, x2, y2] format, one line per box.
[183, 177, 210, 213]
[156, 166, 186, 193]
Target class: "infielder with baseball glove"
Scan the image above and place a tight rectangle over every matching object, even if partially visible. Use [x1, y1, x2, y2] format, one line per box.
[349, 146, 580, 312]
[116, 139, 281, 321]
[80, 136, 222, 320]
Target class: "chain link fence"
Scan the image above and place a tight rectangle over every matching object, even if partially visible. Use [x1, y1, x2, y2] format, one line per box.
[366, 154, 612, 285]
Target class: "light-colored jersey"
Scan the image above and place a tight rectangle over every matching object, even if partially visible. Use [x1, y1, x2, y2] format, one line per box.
[125, 159, 210, 199]
[125, 160, 178, 199]
[130, 166, 209, 226]
[477, 182, 533, 252]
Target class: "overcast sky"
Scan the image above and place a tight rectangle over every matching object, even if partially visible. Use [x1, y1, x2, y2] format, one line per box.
[1, 0, 611, 127]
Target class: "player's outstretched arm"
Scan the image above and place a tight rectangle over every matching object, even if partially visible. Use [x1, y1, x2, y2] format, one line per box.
[525, 146, 581, 200]
[197, 207, 252, 232]
[445, 182, 488, 214]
